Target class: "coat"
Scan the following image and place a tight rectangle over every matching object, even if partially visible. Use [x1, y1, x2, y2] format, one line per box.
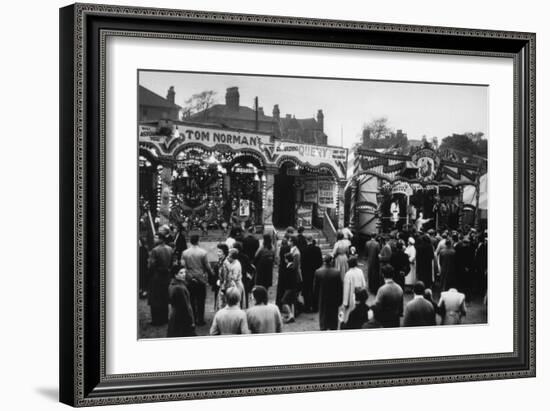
[373, 279, 403, 328]
[415, 241, 434, 288]
[301, 244, 323, 285]
[254, 246, 275, 288]
[167, 279, 195, 337]
[403, 296, 436, 327]
[313, 265, 343, 330]
[439, 247, 456, 291]
[147, 244, 173, 308]
[438, 288, 467, 325]
[404, 245, 417, 286]
[365, 239, 381, 293]
[390, 249, 409, 289]
[343, 304, 369, 329]
[246, 304, 283, 334]
[242, 234, 260, 261]
[209, 306, 250, 335]
[342, 267, 367, 322]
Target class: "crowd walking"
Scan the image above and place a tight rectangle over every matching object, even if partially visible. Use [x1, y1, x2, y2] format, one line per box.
[139, 222, 487, 337]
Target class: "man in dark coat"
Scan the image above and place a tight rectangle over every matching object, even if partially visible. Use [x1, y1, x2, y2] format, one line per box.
[416, 235, 434, 289]
[372, 264, 404, 328]
[313, 255, 343, 330]
[301, 235, 323, 312]
[148, 226, 174, 326]
[296, 226, 308, 255]
[403, 281, 436, 327]
[439, 239, 456, 291]
[390, 240, 409, 290]
[172, 222, 188, 264]
[167, 268, 196, 337]
[242, 227, 260, 262]
[365, 234, 381, 294]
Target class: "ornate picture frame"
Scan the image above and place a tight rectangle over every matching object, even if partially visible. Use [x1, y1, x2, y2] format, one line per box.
[59, 3, 535, 407]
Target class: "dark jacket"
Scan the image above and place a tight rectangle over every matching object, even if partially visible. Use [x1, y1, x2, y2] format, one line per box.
[148, 244, 173, 308]
[403, 296, 436, 327]
[416, 241, 434, 287]
[313, 265, 343, 331]
[439, 247, 456, 291]
[242, 234, 260, 262]
[343, 303, 369, 329]
[167, 279, 195, 337]
[302, 244, 323, 281]
[390, 249, 409, 288]
[254, 246, 275, 288]
[280, 262, 299, 291]
[373, 279, 403, 328]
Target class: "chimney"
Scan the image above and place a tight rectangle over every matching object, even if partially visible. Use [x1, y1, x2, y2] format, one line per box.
[317, 109, 324, 131]
[272, 104, 280, 120]
[166, 86, 175, 104]
[225, 87, 240, 110]
[258, 107, 264, 116]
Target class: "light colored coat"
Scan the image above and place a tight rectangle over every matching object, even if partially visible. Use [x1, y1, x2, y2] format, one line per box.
[438, 288, 467, 325]
[342, 267, 367, 322]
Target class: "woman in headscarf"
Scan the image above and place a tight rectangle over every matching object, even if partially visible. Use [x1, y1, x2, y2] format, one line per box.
[167, 267, 195, 337]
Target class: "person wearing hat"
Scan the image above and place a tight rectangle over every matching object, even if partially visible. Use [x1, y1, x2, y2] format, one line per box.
[364, 233, 381, 295]
[372, 264, 404, 328]
[301, 234, 323, 312]
[148, 225, 174, 325]
[313, 255, 343, 331]
[167, 267, 195, 337]
[403, 281, 436, 327]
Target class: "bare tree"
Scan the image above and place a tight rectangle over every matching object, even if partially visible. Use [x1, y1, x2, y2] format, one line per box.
[182, 90, 217, 119]
[363, 116, 392, 140]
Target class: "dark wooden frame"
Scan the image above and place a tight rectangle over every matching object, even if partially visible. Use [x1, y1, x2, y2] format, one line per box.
[60, 3, 536, 407]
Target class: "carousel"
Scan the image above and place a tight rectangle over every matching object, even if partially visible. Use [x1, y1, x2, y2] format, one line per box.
[346, 142, 487, 235]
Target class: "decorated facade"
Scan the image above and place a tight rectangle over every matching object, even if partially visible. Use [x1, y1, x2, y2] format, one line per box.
[347, 143, 487, 234]
[139, 120, 348, 233]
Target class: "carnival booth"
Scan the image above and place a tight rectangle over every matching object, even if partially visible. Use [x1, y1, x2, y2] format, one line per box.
[138, 120, 348, 235]
[347, 143, 486, 235]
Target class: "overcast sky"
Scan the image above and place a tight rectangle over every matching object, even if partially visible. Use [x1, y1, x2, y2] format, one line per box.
[139, 70, 488, 149]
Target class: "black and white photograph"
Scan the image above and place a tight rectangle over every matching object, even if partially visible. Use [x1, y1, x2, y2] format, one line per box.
[137, 70, 488, 338]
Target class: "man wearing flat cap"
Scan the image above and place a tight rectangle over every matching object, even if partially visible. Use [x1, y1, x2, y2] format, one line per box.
[148, 225, 174, 325]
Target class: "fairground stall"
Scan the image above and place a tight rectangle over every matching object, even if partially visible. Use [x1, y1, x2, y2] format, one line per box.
[346, 143, 487, 235]
[139, 119, 348, 237]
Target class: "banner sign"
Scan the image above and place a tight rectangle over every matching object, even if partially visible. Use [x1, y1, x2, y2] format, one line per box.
[139, 124, 273, 150]
[139, 122, 348, 179]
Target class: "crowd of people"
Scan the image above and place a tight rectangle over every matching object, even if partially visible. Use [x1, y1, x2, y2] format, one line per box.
[139, 221, 487, 337]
